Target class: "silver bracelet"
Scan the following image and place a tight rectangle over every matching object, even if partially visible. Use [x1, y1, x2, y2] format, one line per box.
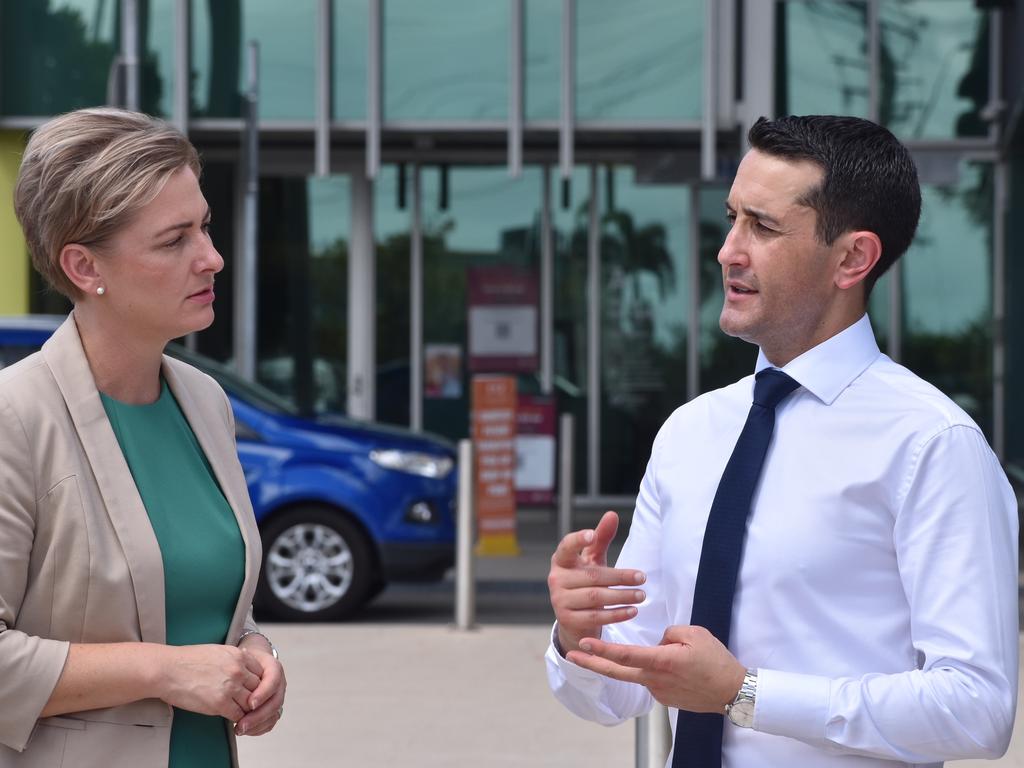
[238, 629, 280, 660]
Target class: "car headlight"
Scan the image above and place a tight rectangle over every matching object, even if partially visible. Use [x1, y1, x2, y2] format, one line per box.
[369, 449, 454, 478]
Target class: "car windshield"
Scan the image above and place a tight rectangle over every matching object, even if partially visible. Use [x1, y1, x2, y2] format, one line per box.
[165, 344, 301, 417]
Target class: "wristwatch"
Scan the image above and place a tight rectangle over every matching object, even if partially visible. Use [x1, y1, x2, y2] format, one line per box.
[724, 669, 757, 728]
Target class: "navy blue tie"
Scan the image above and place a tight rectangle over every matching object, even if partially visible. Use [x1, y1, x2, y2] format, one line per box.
[671, 368, 800, 768]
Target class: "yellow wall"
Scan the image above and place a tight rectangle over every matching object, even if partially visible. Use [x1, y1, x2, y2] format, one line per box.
[0, 131, 28, 315]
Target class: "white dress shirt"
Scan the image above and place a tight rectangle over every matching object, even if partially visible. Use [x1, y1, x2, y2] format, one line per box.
[546, 315, 1019, 767]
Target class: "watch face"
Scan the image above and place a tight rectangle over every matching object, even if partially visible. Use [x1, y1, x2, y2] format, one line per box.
[728, 699, 755, 728]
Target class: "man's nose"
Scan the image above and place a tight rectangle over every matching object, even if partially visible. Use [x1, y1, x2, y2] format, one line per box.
[717, 225, 747, 268]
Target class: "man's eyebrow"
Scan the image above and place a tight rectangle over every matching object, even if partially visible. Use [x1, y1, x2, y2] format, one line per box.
[724, 202, 782, 227]
[152, 208, 212, 239]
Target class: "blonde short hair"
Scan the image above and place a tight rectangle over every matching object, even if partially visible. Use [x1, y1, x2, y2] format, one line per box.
[13, 107, 201, 300]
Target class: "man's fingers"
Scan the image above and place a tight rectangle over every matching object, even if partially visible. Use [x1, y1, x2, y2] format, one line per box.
[562, 605, 639, 629]
[578, 637, 662, 670]
[582, 511, 619, 565]
[551, 528, 597, 568]
[558, 566, 646, 589]
[565, 649, 645, 685]
[558, 586, 646, 611]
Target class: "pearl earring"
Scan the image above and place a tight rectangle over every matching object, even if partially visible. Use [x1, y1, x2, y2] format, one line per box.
[96, 286, 106, 296]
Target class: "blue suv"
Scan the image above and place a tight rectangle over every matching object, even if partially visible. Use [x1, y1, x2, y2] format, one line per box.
[0, 315, 457, 621]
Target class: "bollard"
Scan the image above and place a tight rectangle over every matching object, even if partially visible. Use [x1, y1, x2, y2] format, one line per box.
[558, 413, 575, 540]
[455, 438, 476, 630]
[635, 704, 672, 768]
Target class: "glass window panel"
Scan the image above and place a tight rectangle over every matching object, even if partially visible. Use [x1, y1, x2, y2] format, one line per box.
[524, 0, 560, 121]
[333, 0, 368, 120]
[697, 184, 756, 393]
[1, 0, 117, 116]
[420, 167, 542, 441]
[901, 161, 992, 435]
[780, 1, 869, 119]
[375, 165, 412, 426]
[191, 0, 315, 119]
[141, 0, 175, 117]
[576, 0, 701, 120]
[867, 271, 891, 352]
[553, 167, 592, 494]
[879, 1, 989, 139]
[384, 0, 506, 120]
[195, 161, 236, 363]
[1006, 148, 1024, 471]
[599, 167, 689, 496]
[255, 175, 348, 416]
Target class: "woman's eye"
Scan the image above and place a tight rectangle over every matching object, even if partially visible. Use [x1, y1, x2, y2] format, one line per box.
[164, 235, 184, 248]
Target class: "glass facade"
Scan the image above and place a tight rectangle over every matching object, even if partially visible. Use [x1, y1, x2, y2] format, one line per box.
[2, 0, 1015, 501]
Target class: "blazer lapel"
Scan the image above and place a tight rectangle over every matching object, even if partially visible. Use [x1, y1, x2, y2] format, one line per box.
[162, 359, 261, 637]
[40, 314, 167, 643]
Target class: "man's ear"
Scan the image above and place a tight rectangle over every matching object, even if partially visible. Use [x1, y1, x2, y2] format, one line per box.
[59, 244, 103, 295]
[834, 231, 882, 291]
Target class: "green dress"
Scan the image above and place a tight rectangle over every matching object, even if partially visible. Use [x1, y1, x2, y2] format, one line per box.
[101, 379, 245, 768]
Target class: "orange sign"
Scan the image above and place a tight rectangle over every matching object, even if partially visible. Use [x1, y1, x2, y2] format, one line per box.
[471, 375, 520, 556]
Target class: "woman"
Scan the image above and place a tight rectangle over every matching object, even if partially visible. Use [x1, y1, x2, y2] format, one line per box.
[0, 107, 286, 767]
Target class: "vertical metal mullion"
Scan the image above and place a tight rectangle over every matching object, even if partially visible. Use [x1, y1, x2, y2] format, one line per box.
[508, 0, 524, 178]
[121, 0, 140, 110]
[687, 187, 701, 401]
[992, 160, 1007, 460]
[701, 0, 718, 181]
[868, 0, 880, 124]
[367, 0, 382, 179]
[541, 166, 554, 395]
[315, 0, 332, 177]
[559, 0, 574, 181]
[348, 172, 376, 420]
[587, 165, 600, 497]
[988, 9, 1002, 145]
[172, 0, 189, 132]
[739, 0, 774, 148]
[236, 41, 260, 381]
[411, 165, 424, 430]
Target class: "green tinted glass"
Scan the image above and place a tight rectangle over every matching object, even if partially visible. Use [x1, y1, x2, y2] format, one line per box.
[1, 0, 117, 115]
[191, 0, 315, 119]
[384, 0, 506, 120]
[375, 165, 412, 426]
[599, 167, 690, 495]
[780, 1, 870, 119]
[333, 0, 368, 119]
[901, 161, 992, 434]
[142, 0, 174, 117]
[879, 1, 989, 139]
[576, 0, 701, 120]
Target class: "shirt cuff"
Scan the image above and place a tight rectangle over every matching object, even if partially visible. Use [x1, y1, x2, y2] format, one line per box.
[546, 622, 610, 694]
[753, 667, 830, 747]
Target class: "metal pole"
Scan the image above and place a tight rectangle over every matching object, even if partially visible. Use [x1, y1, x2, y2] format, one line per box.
[700, 0, 717, 181]
[366, 0, 382, 179]
[315, 0, 332, 177]
[455, 439, 476, 630]
[541, 165, 554, 395]
[410, 164, 424, 431]
[172, 0, 189, 132]
[558, 413, 575, 540]
[586, 165, 600, 496]
[121, 0, 139, 111]
[508, 0, 524, 178]
[236, 41, 260, 381]
[559, 0, 575, 181]
[635, 705, 672, 768]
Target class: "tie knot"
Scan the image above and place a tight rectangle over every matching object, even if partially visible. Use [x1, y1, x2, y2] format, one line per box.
[753, 368, 800, 409]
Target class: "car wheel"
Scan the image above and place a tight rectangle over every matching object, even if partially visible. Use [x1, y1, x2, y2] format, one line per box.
[257, 506, 376, 621]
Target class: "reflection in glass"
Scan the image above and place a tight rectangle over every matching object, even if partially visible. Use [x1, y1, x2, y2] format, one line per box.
[191, 0, 315, 119]
[384, 0, 506, 120]
[1, 0, 117, 116]
[375, 166, 412, 426]
[576, 0, 701, 120]
[779, 1, 869, 119]
[142, 0, 175, 117]
[698, 185, 755, 393]
[256, 176, 349, 416]
[599, 167, 689, 495]
[333, 0, 368, 120]
[879, 1, 989, 139]
[901, 161, 992, 434]
[552, 168, 593, 493]
[418, 168, 542, 440]
[524, 0, 559, 120]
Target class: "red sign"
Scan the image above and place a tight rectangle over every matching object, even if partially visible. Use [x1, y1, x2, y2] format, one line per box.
[515, 395, 556, 505]
[467, 266, 539, 373]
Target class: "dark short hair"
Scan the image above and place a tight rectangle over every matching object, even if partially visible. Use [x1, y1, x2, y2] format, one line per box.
[747, 115, 921, 296]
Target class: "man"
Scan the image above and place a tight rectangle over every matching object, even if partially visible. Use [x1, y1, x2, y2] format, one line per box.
[545, 115, 1018, 767]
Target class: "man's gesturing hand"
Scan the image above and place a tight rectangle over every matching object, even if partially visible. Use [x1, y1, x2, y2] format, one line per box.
[548, 510, 646, 656]
[564, 626, 746, 714]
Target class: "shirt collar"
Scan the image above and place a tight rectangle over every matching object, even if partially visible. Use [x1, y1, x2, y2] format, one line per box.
[754, 314, 882, 405]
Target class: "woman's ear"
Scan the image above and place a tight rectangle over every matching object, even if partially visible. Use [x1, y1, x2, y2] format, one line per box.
[835, 230, 882, 292]
[59, 244, 103, 296]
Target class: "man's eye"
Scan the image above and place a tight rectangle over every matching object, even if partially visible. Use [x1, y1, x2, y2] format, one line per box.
[754, 221, 775, 234]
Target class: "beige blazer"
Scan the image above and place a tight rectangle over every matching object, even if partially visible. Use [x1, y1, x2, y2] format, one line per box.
[0, 314, 262, 768]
